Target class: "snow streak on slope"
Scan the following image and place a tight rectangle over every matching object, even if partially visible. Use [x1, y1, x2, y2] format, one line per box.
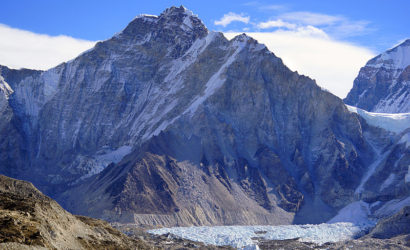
[355, 146, 389, 195]
[373, 197, 410, 218]
[184, 36, 246, 115]
[327, 201, 375, 226]
[149, 223, 371, 248]
[346, 105, 410, 134]
[75, 146, 132, 180]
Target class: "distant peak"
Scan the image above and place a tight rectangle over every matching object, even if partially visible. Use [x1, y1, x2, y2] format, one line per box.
[232, 33, 253, 42]
[161, 5, 193, 15]
[161, 5, 195, 17]
[388, 38, 410, 52]
[158, 6, 207, 34]
[119, 6, 207, 41]
[365, 38, 410, 70]
[231, 33, 263, 48]
[400, 39, 410, 46]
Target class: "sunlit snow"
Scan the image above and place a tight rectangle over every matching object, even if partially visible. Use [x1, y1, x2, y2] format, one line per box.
[327, 201, 375, 226]
[346, 104, 410, 134]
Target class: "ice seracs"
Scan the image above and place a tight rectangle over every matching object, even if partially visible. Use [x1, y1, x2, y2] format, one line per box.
[148, 223, 372, 248]
[345, 104, 410, 134]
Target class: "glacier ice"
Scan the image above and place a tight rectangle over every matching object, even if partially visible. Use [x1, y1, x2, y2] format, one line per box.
[148, 222, 371, 248]
[346, 104, 410, 134]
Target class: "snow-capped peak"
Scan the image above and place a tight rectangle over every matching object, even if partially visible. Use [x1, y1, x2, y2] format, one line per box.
[344, 38, 410, 113]
[0, 76, 13, 98]
[133, 14, 159, 22]
[367, 39, 410, 70]
[162, 5, 196, 17]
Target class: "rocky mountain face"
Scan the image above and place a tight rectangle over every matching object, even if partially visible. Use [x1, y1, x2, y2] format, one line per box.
[345, 39, 410, 113]
[0, 6, 409, 227]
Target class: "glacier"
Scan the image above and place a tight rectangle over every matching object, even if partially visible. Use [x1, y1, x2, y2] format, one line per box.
[148, 223, 372, 248]
[346, 104, 410, 134]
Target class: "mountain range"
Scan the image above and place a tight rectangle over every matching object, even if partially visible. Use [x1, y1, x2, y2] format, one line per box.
[0, 6, 409, 228]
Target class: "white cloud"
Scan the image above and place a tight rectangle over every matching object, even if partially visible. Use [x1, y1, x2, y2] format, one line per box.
[258, 19, 296, 29]
[242, 2, 286, 11]
[224, 31, 375, 98]
[332, 20, 371, 38]
[277, 11, 371, 38]
[259, 4, 285, 11]
[291, 26, 329, 39]
[279, 12, 343, 26]
[0, 23, 96, 70]
[214, 12, 250, 27]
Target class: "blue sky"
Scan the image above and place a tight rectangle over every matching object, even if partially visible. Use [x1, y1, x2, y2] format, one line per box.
[1, 0, 408, 50]
[0, 0, 409, 98]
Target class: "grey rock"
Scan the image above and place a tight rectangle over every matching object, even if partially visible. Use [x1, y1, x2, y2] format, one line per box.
[369, 206, 410, 239]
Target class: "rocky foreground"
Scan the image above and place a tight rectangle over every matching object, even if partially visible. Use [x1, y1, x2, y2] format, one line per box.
[0, 175, 144, 249]
[0, 174, 232, 249]
[1, 174, 409, 249]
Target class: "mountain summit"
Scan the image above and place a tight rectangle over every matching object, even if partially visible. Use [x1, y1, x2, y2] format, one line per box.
[0, 7, 408, 227]
[345, 39, 410, 113]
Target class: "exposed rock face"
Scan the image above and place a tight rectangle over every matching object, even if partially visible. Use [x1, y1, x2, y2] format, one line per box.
[0, 66, 40, 179]
[0, 6, 408, 227]
[0, 175, 148, 250]
[345, 39, 410, 113]
[369, 206, 410, 239]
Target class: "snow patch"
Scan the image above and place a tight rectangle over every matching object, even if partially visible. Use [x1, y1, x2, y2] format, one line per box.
[405, 166, 410, 183]
[149, 223, 371, 248]
[0, 76, 13, 98]
[95, 145, 132, 163]
[328, 201, 375, 226]
[78, 146, 132, 180]
[372, 42, 410, 69]
[373, 84, 410, 113]
[398, 132, 410, 148]
[42, 68, 60, 99]
[0, 79, 13, 112]
[355, 145, 389, 195]
[374, 196, 410, 218]
[182, 15, 193, 30]
[346, 105, 410, 134]
[380, 173, 396, 191]
[164, 32, 218, 83]
[184, 39, 245, 115]
[134, 14, 158, 22]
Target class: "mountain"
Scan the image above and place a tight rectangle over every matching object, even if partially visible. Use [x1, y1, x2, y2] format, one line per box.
[345, 39, 410, 113]
[0, 6, 409, 227]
